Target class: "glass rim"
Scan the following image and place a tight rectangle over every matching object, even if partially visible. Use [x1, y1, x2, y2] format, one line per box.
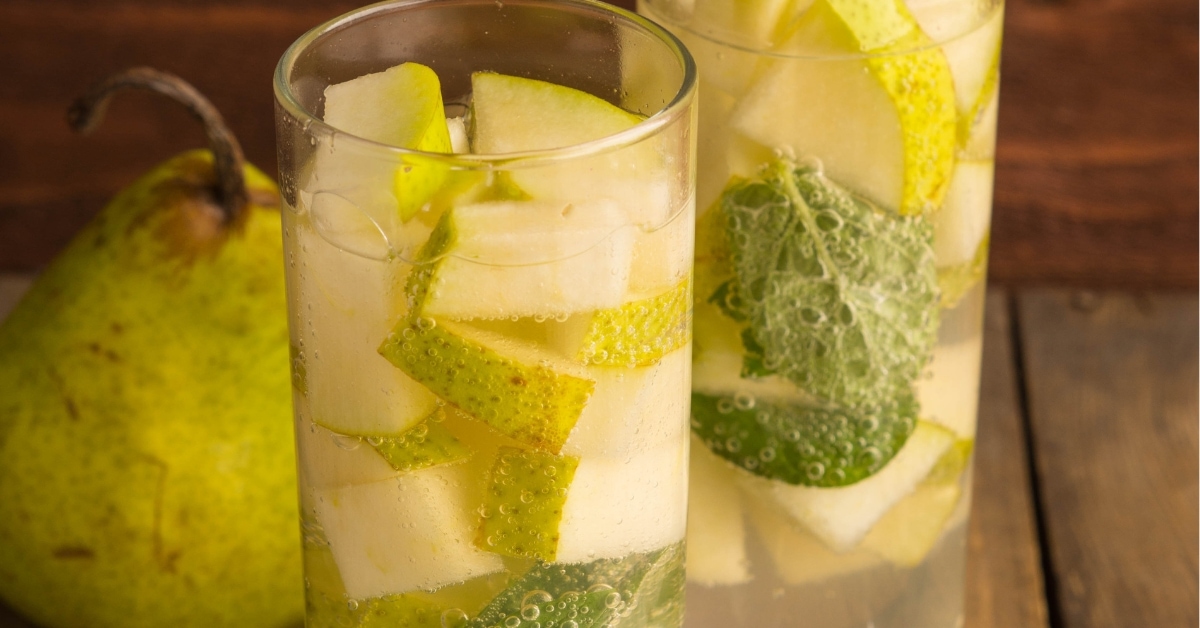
[273, 0, 697, 169]
[645, 0, 1002, 61]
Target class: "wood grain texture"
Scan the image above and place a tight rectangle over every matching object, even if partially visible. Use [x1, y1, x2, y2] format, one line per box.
[0, 0, 1196, 286]
[1018, 290, 1199, 627]
[990, 0, 1198, 289]
[964, 290, 1052, 628]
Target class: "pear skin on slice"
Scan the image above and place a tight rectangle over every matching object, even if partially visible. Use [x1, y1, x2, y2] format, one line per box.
[577, 279, 692, 367]
[737, 0, 957, 216]
[476, 448, 580, 561]
[378, 319, 594, 453]
[369, 408, 472, 474]
[323, 62, 453, 222]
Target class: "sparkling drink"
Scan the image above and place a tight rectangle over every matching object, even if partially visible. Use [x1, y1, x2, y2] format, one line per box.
[273, 2, 698, 626]
[638, 0, 1003, 625]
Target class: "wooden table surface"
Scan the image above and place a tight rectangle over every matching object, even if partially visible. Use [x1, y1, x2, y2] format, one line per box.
[0, 281, 1195, 627]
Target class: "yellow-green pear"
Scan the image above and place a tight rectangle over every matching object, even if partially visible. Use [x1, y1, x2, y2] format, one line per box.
[0, 69, 302, 627]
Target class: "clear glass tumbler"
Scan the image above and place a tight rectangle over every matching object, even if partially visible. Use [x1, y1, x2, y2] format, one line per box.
[274, 1, 697, 626]
[638, 0, 1003, 625]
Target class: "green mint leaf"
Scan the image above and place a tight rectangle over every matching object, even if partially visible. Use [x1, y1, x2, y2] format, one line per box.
[690, 392, 917, 487]
[470, 544, 683, 628]
[718, 160, 939, 407]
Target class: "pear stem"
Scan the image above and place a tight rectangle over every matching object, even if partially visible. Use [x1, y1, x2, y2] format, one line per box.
[67, 67, 248, 223]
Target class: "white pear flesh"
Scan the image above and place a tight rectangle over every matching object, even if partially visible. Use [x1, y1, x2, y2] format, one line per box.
[908, 0, 1005, 121]
[916, 332, 984, 438]
[746, 497, 884, 585]
[323, 63, 447, 149]
[293, 227, 438, 437]
[312, 466, 504, 600]
[562, 347, 691, 458]
[961, 88, 999, 160]
[469, 72, 669, 229]
[294, 413, 403, 490]
[627, 200, 695, 298]
[321, 62, 452, 223]
[739, 422, 955, 552]
[687, 437, 752, 586]
[733, 55, 908, 213]
[421, 199, 636, 321]
[555, 439, 688, 564]
[860, 480, 962, 567]
[932, 160, 994, 269]
[733, 0, 957, 215]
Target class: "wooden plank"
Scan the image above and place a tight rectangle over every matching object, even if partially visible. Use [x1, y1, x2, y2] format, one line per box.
[990, 0, 1198, 289]
[1018, 290, 1199, 627]
[964, 290, 1051, 628]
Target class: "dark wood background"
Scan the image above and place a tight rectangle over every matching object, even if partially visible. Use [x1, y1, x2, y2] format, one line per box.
[0, 0, 1196, 288]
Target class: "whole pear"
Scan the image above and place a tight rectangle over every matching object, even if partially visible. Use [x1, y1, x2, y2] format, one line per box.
[0, 69, 303, 627]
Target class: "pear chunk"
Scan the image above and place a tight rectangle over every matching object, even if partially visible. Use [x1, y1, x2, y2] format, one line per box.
[323, 62, 453, 222]
[562, 347, 691, 459]
[577, 279, 691, 367]
[378, 319, 594, 454]
[686, 437, 752, 586]
[555, 439, 688, 564]
[411, 200, 637, 321]
[469, 72, 668, 228]
[293, 227, 439, 438]
[916, 333, 984, 438]
[746, 498, 884, 585]
[933, 160, 994, 306]
[476, 448, 579, 561]
[733, 0, 957, 215]
[738, 421, 954, 552]
[312, 466, 504, 600]
[370, 409, 472, 473]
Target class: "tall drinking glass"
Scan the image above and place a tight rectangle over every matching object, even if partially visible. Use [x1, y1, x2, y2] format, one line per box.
[639, 0, 1003, 625]
[274, 2, 697, 626]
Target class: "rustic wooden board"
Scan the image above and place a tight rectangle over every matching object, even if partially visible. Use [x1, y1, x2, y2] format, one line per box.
[1018, 290, 1199, 627]
[0, 0, 1196, 287]
[964, 290, 1052, 628]
[989, 0, 1198, 289]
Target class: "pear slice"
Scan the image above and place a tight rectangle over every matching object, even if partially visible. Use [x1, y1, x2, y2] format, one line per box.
[907, 0, 1005, 144]
[628, 199, 695, 298]
[378, 318, 594, 454]
[688, 0, 814, 47]
[562, 346, 691, 458]
[933, 159, 993, 306]
[916, 332, 983, 438]
[407, 199, 636, 321]
[733, 0, 957, 215]
[555, 438, 688, 564]
[312, 465, 504, 600]
[933, 160, 993, 267]
[960, 87, 999, 160]
[323, 62, 453, 222]
[369, 408, 472, 473]
[670, 29, 770, 100]
[690, 304, 815, 404]
[687, 436, 752, 586]
[293, 226, 439, 438]
[738, 421, 955, 552]
[295, 412, 404, 490]
[860, 438, 971, 566]
[469, 72, 668, 228]
[476, 447, 580, 561]
[746, 497, 884, 585]
[577, 279, 691, 367]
